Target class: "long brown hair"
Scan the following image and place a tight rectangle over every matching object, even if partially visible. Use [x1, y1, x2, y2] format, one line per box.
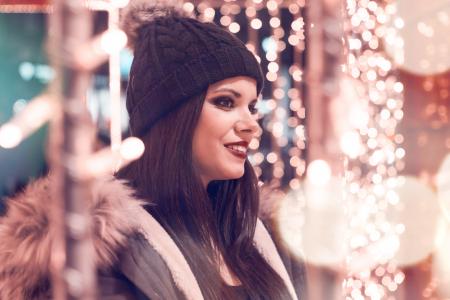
[116, 91, 291, 299]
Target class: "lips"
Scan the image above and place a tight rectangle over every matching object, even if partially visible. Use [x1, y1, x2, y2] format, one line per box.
[224, 141, 248, 159]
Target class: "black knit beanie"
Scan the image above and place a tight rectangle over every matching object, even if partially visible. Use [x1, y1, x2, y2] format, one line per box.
[121, 2, 264, 137]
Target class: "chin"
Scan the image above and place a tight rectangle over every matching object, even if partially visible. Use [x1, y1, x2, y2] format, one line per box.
[221, 168, 245, 180]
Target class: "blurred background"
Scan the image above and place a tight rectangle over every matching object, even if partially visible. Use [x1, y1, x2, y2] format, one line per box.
[0, 0, 449, 299]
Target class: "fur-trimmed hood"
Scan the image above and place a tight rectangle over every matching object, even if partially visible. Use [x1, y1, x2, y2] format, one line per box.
[0, 177, 298, 300]
[0, 176, 143, 299]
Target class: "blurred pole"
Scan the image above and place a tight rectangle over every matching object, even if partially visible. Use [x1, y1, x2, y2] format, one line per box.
[48, 0, 97, 299]
[305, 0, 344, 299]
[108, 5, 122, 153]
[305, 0, 343, 166]
[306, 0, 325, 162]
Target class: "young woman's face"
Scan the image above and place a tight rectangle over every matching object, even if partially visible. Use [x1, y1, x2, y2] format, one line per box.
[192, 76, 260, 186]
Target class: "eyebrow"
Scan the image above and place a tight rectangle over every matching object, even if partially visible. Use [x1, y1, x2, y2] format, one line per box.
[211, 88, 258, 102]
[211, 88, 242, 98]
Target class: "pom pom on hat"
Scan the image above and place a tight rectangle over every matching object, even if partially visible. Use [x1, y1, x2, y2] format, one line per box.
[120, 0, 191, 51]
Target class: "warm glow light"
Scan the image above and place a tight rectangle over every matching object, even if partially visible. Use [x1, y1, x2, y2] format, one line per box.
[0, 124, 23, 149]
[249, 138, 259, 150]
[340, 131, 363, 158]
[0, 95, 54, 149]
[292, 70, 302, 82]
[266, 0, 277, 11]
[266, 51, 277, 61]
[119, 137, 145, 161]
[383, 0, 450, 75]
[277, 178, 347, 267]
[266, 72, 277, 82]
[267, 61, 279, 73]
[387, 176, 441, 266]
[266, 152, 278, 164]
[394, 17, 404, 29]
[204, 7, 215, 20]
[220, 15, 232, 27]
[245, 7, 256, 18]
[288, 35, 300, 46]
[252, 152, 264, 165]
[229, 22, 240, 33]
[250, 18, 262, 30]
[270, 17, 281, 28]
[307, 160, 331, 186]
[182, 2, 195, 13]
[100, 29, 127, 55]
[291, 18, 304, 31]
[349, 107, 369, 129]
[349, 38, 362, 50]
[83, 137, 145, 178]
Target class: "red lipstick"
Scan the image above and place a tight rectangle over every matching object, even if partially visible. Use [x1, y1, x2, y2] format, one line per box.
[224, 141, 248, 159]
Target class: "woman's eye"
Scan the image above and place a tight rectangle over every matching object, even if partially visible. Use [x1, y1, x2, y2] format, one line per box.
[213, 96, 234, 109]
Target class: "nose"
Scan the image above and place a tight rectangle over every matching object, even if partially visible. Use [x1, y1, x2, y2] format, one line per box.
[235, 111, 261, 137]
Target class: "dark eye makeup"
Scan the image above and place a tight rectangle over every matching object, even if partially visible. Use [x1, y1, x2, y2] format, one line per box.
[212, 96, 234, 109]
[211, 96, 259, 115]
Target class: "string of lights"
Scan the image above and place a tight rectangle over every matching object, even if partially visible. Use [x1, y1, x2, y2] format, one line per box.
[245, 0, 265, 179]
[286, 0, 306, 190]
[265, 0, 285, 186]
[342, 0, 406, 298]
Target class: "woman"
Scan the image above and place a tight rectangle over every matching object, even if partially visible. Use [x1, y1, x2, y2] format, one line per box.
[0, 2, 302, 299]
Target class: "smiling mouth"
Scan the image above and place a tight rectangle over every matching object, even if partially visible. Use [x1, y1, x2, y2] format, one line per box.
[224, 142, 248, 159]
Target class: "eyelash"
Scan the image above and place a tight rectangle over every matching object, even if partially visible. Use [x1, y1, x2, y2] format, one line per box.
[212, 96, 258, 115]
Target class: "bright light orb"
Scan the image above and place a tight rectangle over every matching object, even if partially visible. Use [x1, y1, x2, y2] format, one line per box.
[100, 29, 128, 55]
[307, 159, 331, 186]
[0, 124, 23, 149]
[120, 137, 145, 161]
[250, 18, 262, 30]
[229, 22, 240, 33]
[182, 2, 195, 13]
[384, 0, 450, 75]
[277, 177, 347, 268]
[204, 7, 215, 20]
[386, 176, 441, 266]
[340, 131, 363, 158]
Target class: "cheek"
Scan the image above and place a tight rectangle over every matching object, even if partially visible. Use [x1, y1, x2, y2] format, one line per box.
[192, 113, 220, 160]
[192, 109, 233, 169]
[195, 108, 231, 145]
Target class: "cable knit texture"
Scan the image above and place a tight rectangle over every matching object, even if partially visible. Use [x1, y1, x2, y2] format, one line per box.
[120, 3, 264, 137]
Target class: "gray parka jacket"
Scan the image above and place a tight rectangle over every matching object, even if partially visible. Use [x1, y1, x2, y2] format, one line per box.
[0, 176, 305, 299]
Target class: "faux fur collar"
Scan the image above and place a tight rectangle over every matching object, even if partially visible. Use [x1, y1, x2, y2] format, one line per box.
[0, 176, 143, 299]
[0, 176, 297, 300]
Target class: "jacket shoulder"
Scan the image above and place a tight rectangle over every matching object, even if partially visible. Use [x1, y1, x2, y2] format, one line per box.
[0, 175, 144, 299]
[103, 232, 186, 300]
